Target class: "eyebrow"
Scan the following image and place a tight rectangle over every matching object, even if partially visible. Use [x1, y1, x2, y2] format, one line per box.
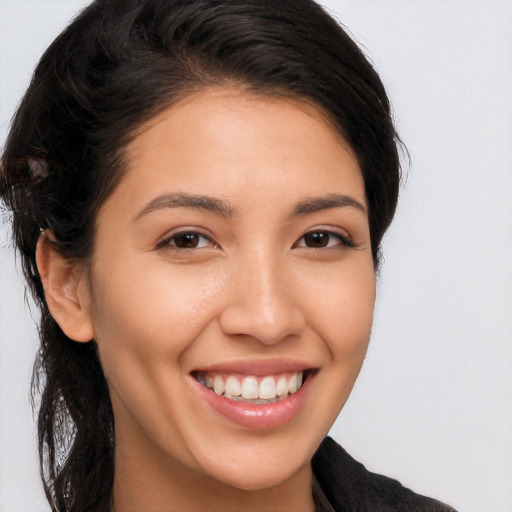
[133, 192, 233, 222]
[133, 191, 365, 223]
[293, 194, 366, 216]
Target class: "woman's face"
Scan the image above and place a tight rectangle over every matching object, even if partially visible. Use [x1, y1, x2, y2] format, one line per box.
[84, 88, 375, 490]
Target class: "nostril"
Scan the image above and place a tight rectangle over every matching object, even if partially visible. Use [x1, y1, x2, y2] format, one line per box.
[219, 304, 306, 345]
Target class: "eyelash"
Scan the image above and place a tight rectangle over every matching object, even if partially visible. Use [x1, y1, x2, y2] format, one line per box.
[157, 230, 217, 251]
[293, 229, 356, 250]
[157, 228, 356, 252]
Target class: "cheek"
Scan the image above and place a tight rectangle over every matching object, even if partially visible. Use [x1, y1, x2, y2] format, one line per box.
[305, 259, 375, 421]
[88, 258, 227, 375]
[86, 258, 229, 457]
[300, 258, 376, 361]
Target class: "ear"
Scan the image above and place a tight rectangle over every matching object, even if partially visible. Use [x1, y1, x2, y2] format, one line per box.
[36, 233, 95, 342]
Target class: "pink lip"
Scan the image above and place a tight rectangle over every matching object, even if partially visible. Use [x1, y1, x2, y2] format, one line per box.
[192, 369, 314, 430]
[191, 358, 313, 376]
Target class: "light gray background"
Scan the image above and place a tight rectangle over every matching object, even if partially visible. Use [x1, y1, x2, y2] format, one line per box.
[1, 1, 511, 511]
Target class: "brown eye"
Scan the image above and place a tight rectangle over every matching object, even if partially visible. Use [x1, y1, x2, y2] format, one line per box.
[163, 232, 214, 250]
[303, 231, 330, 248]
[157, 230, 217, 252]
[294, 230, 356, 249]
[173, 233, 201, 248]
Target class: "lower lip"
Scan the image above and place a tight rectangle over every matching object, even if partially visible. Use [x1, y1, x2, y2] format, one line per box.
[193, 374, 312, 430]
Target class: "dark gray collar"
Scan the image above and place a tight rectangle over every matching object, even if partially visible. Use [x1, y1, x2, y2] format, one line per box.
[312, 437, 456, 512]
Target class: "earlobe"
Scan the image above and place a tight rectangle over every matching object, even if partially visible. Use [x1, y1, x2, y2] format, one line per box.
[36, 232, 95, 343]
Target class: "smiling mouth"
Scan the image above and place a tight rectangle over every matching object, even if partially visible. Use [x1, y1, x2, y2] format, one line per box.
[194, 371, 309, 404]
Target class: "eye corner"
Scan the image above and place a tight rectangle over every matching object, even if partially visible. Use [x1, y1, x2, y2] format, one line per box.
[156, 228, 220, 252]
[293, 228, 358, 250]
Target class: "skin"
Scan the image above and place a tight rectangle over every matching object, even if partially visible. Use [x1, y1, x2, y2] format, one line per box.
[37, 88, 376, 512]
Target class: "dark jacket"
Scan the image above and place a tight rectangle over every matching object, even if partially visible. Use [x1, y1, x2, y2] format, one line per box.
[312, 437, 457, 512]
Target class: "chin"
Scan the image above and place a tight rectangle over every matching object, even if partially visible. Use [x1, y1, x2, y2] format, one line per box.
[191, 434, 315, 492]
[210, 459, 308, 492]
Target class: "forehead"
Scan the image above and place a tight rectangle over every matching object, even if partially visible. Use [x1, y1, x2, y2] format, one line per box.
[104, 87, 366, 221]
[130, 86, 353, 155]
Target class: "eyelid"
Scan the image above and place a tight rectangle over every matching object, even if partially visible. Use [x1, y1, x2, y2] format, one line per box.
[293, 227, 357, 249]
[156, 227, 219, 250]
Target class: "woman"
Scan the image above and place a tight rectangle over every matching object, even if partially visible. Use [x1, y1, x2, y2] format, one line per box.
[0, 1, 456, 511]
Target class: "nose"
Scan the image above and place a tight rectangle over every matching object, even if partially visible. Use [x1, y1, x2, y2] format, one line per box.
[219, 251, 306, 345]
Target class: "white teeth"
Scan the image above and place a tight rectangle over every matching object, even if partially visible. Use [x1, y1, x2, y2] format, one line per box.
[259, 376, 276, 399]
[288, 373, 298, 394]
[225, 375, 241, 397]
[213, 375, 225, 396]
[276, 376, 288, 396]
[199, 371, 305, 401]
[241, 376, 259, 399]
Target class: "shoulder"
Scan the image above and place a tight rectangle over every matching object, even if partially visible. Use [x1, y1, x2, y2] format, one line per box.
[312, 437, 457, 512]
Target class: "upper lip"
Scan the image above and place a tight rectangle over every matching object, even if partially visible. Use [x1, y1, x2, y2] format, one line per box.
[190, 358, 317, 376]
